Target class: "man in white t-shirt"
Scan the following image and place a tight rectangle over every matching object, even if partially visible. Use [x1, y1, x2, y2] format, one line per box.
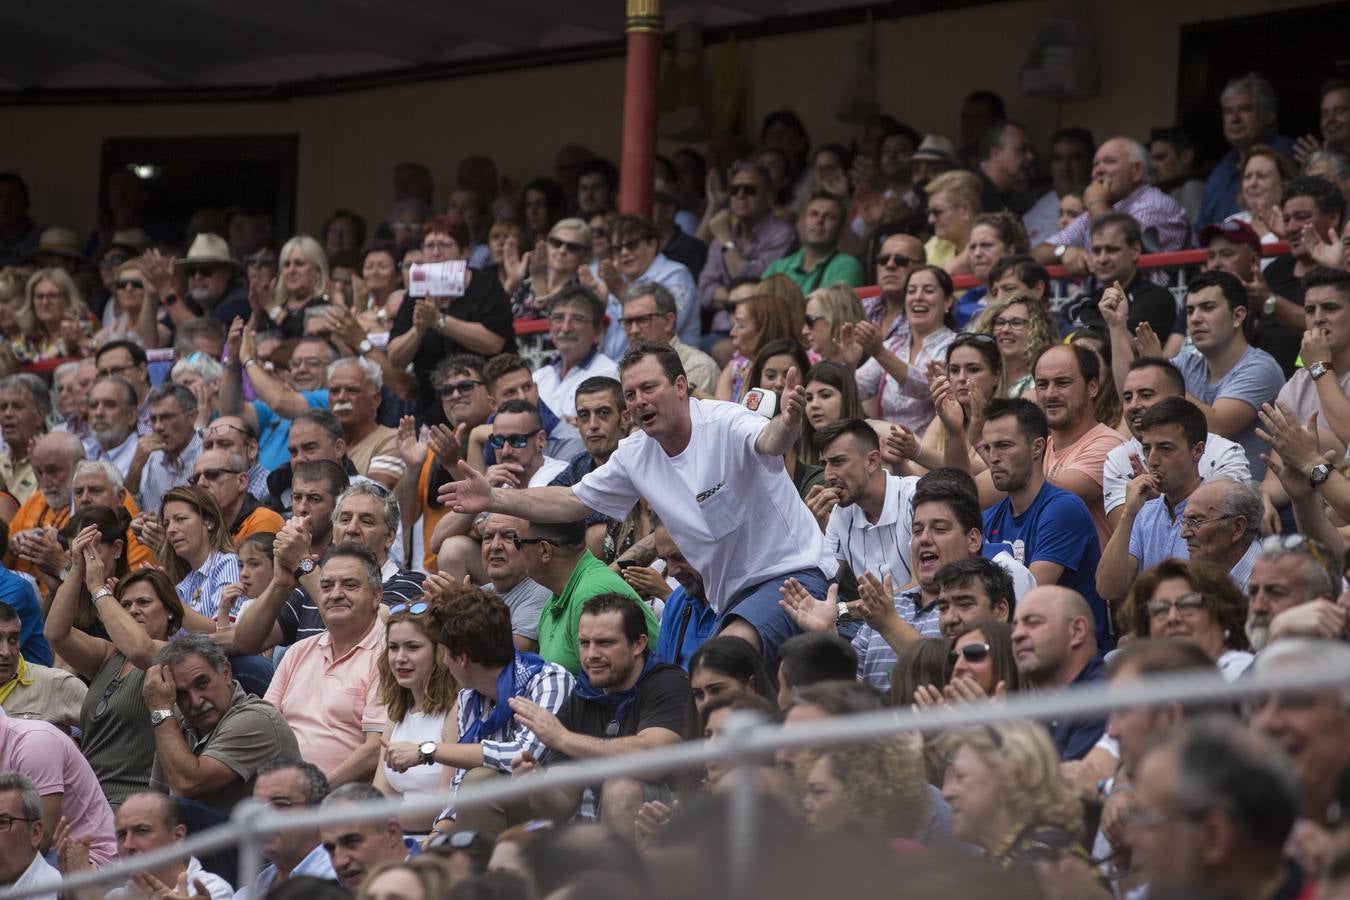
[442, 340, 826, 662]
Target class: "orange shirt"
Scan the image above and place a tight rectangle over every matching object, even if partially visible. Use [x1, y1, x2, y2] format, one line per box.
[7, 492, 151, 591]
[232, 505, 284, 544]
[417, 454, 446, 572]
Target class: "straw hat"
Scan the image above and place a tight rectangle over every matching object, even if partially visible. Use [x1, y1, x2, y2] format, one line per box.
[909, 135, 960, 167]
[29, 226, 84, 261]
[175, 233, 242, 272]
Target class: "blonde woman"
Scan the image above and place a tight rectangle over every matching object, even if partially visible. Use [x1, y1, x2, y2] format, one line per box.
[801, 283, 865, 365]
[266, 234, 329, 339]
[95, 256, 171, 348]
[799, 737, 930, 842]
[923, 170, 982, 273]
[510, 218, 592, 319]
[0, 268, 34, 343]
[969, 293, 1059, 399]
[15, 268, 93, 362]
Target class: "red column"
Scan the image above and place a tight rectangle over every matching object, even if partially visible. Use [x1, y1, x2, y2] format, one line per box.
[619, 0, 662, 217]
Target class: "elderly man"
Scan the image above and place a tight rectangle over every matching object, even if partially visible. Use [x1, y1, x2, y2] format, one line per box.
[94, 340, 153, 435]
[0, 375, 50, 506]
[0, 602, 85, 730]
[265, 544, 387, 785]
[6, 432, 85, 589]
[1246, 537, 1341, 649]
[144, 633, 297, 816]
[200, 415, 269, 501]
[318, 783, 411, 890]
[446, 341, 826, 665]
[52, 359, 98, 453]
[697, 160, 796, 313]
[159, 232, 250, 325]
[619, 283, 720, 394]
[597, 214, 697, 359]
[480, 513, 553, 652]
[192, 449, 282, 544]
[534, 286, 619, 419]
[87, 376, 141, 480]
[0, 774, 60, 898]
[235, 759, 337, 897]
[135, 382, 204, 513]
[1010, 586, 1105, 760]
[761, 192, 865, 294]
[1033, 136, 1191, 275]
[1199, 73, 1295, 226]
[1130, 717, 1302, 900]
[1179, 478, 1263, 591]
[326, 356, 397, 477]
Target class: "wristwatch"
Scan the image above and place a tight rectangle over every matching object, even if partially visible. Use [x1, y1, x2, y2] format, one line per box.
[419, 741, 438, 765]
[436, 314, 449, 333]
[1311, 463, 1332, 487]
[721, 240, 736, 253]
[91, 587, 114, 603]
[1053, 244, 1067, 260]
[1263, 295, 1277, 317]
[150, 709, 175, 727]
[293, 558, 317, 580]
[1308, 361, 1332, 381]
[357, 338, 373, 355]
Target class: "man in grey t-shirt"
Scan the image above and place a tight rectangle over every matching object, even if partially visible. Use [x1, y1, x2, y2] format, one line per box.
[479, 513, 551, 651]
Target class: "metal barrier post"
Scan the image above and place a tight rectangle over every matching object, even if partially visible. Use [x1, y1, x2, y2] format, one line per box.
[232, 799, 268, 895]
[725, 709, 764, 898]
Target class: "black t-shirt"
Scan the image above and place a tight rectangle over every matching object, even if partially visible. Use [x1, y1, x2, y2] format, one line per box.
[1256, 256, 1305, 377]
[391, 265, 518, 419]
[1069, 273, 1177, 338]
[554, 663, 690, 756]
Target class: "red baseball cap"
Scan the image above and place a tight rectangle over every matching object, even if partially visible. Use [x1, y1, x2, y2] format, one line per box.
[1198, 219, 1262, 252]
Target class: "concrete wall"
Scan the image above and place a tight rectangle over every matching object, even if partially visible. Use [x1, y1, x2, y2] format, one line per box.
[3, 0, 1324, 239]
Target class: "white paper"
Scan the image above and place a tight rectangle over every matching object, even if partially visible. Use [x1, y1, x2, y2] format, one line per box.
[407, 261, 467, 298]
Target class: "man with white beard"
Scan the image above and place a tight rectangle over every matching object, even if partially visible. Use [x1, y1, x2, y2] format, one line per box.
[1245, 536, 1342, 649]
[324, 357, 397, 479]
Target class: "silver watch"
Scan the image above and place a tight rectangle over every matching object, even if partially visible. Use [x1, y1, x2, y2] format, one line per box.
[358, 338, 373, 355]
[1308, 361, 1331, 381]
[1263, 295, 1277, 317]
[150, 709, 175, 726]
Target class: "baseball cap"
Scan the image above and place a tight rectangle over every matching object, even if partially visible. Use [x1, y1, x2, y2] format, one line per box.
[1198, 219, 1261, 252]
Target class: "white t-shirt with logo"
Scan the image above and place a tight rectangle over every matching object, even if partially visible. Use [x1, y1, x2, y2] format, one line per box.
[573, 398, 823, 613]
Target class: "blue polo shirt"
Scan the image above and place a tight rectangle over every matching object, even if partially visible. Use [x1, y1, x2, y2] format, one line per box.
[1127, 495, 1190, 571]
[653, 586, 718, 671]
[0, 566, 52, 666]
[253, 389, 329, 471]
[983, 481, 1110, 650]
[1046, 654, 1107, 761]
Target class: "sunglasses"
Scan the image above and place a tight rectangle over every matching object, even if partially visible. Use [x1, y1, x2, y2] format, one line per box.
[953, 332, 997, 345]
[511, 536, 548, 551]
[189, 468, 243, 485]
[803, 314, 826, 327]
[488, 432, 536, 449]
[548, 236, 587, 254]
[949, 642, 991, 664]
[388, 601, 430, 616]
[437, 380, 484, 399]
[729, 183, 759, 197]
[184, 266, 217, 278]
[115, 278, 144, 290]
[93, 673, 126, 719]
[615, 238, 650, 254]
[877, 253, 915, 268]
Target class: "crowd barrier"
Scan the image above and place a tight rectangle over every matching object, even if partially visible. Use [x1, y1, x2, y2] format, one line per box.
[4, 655, 1345, 900]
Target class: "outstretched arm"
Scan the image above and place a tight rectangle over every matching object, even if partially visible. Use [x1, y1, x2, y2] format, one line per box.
[438, 461, 594, 522]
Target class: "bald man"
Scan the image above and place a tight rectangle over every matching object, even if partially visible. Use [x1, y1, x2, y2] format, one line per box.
[1010, 586, 1106, 760]
[7, 432, 87, 593]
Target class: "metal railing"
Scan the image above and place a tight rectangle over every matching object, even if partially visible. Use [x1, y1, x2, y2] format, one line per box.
[5, 655, 1347, 900]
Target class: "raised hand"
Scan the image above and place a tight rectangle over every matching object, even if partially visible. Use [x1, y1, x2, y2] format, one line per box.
[777, 579, 837, 633]
[484, 462, 524, 489]
[1256, 402, 1327, 474]
[501, 235, 527, 292]
[886, 424, 920, 461]
[803, 483, 840, 530]
[621, 565, 672, 601]
[1097, 281, 1128, 330]
[396, 415, 428, 470]
[1307, 225, 1345, 269]
[1293, 133, 1323, 165]
[139, 247, 176, 296]
[412, 296, 441, 332]
[428, 422, 464, 473]
[598, 258, 625, 300]
[1122, 470, 1161, 516]
[226, 316, 245, 361]
[849, 572, 896, 628]
[779, 366, 806, 430]
[528, 240, 550, 288]
[931, 375, 965, 435]
[1131, 321, 1163, 360]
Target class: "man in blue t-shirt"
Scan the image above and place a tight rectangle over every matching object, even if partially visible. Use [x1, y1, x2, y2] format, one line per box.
[0, 563, 52, 666]
[980, 398, 1110, 649]
[221, 325, 336, 471]
[648, 527, 717, 670]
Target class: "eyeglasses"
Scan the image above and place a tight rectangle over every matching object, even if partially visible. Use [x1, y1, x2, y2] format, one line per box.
[729, 183, 759, 197]
[488, 432, 536, 449]
[803, 314, 826, 327]
[548, 313, 593, 327]
[115, 278, 144, 290]
[992, 316, 1029, 330]
[92, 672, 127, 719]
[511, 536, 548, 551]
[388, 601, 430, 616]
[949, 642, 991, 664]
[427, 829, 482, 851]
[436, 380, 484, 399]
[0, 815, 38, 832]
[423, 240, 457, 252]
[876, 253, 914, 268]
[189, 468, 242, 485]
[32, 291, 66, 302]
[547, 236, 587, 254]
[619, 312, 663, 329]
[1178, 513, 1234, 532]
[615, 238, 649, 254]
[953, 332, 996, 345]
[203, 423, 250, 441]
[1146, 592, 1206, 619]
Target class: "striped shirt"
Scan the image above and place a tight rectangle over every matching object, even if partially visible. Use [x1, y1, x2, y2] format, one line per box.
[1044, 184, 1191, 254]
[140, 432, 203, 513]
[278, 557, 425, 645]
[440, 659, 574, 820]
[824, 472, 918, 588]
[246, 464, 271, 502]
[852, 586, 942, 693]
[177, 550, 242, 620]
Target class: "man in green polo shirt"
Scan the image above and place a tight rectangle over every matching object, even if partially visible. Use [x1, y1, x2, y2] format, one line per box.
[762, 191, 864, 294]
[517, 519, 658, 674]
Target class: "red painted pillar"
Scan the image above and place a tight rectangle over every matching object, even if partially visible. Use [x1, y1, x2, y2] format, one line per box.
[619, 0, 662, 217]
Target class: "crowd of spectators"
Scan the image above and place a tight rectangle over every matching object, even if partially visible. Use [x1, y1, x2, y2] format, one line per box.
[1, 69, 1350, 900]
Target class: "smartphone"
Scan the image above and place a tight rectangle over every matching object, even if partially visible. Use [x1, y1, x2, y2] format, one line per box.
[617, 560, 641, 570]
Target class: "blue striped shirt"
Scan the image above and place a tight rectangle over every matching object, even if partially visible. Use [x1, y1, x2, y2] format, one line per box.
[176, 550, 242, 620]
[852, 586, 942, 693]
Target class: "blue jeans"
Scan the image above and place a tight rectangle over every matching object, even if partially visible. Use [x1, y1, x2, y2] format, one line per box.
[718, 567, 828, 666]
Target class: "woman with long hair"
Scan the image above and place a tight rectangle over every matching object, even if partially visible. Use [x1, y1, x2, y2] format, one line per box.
[95, 256, 171, 348]
[264, 235, 330, 339]
[14, 268, 93, 362]
[897, 332, 1005, 475]
[45, 533, 185, 809]
[801, 283, 865, 365]
[157, 485, 240, 626]
[1067, 326, 1126, 433]
[374, 598, 459, 836]
[521, 178, 569, 245]
[969, 293, 1059, 400]
[687, 636, 780, 722]
[715, 276, 806, 403]
[747, 339, 824, 492]
[803, 360, 866, 456]
[854, 265, 957, 432]
[52, 506, 132, 640]
[799, 738, 930, 843]
[918, 620, 1021, 705]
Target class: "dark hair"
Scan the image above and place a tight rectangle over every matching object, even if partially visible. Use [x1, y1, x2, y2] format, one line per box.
[550, 283, 605, 324]
[318, 541, 382, 589]
[1282, 174, 1345, 216]
[889, 638, 950, 707]
[688, 635, 780, 708]
[524, 824, 647, 898]
[118, 569, 185, 636]
[1148, 125, 1193, 155]
[977, 120, 1027, 163]
[618, 339, 686, 387]
[812, 417, 879, 454]
[575, 375, 623, 411]
[790, 680, 883, 716]
[932, 557, 1015, 621]
[951, 619, 1021, 692]
[1125, 558, 1251, 651]
[0, 602, 18, 626]
[240, 531, 277, 560]
[802, 361, 864, 423]
[580, 593, 650, 647]
[445, 871, 533, 900]
[292, 458, 349, 498]
[263, 877, 352, 900]
[1303, 265, 1350, 304]
[611, 214, 659, 245]
[359, 238, 399, 271]
[1051, 127, 1097, 156]
[291, 408, 344, 444]
[760, 109, 810, 152]
[62, 505, 132, 580]
[526, 519, 587, 549]
[748, 338, 809, 393]
[1106, 637, 1218, 679]
[481, 353, 530, 390]
[1138, 396, 1208, 448]
[431, 588, 514, 668]
[148, 381, 197, 413]
[986, 254, 1050, 293]
[576, 158, 619, 193]
[1090, 211, 1143, 248]
[1127, 356, 1187, 395]
[982, 397, 1049, 442]
[778, 632, 859, 689]
[946, 331, 1002, 375]
[322, 209, 367, 248]
[96, 339, 148, 368]
[970, 211, 1030, 256]
[912, 482, 983, 536]
[522, 178, 569, 230]
[494, 399, 542, 431]
[964, 89, 1006, 119]
[435, 353, 487, 384]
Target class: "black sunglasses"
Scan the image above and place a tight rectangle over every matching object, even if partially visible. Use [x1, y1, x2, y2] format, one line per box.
[615, 238, 650, 254]
[437, 380, 484, 399]
[877, 253, 915, 268]
[803, 314, 826, 327]
[189, 468, 243, 485]
[488, 432, 535, 449]
[115, 278, 144, 290]
[953, 332, 997, 346]
[548, 236, 587, 254]
[511, 536, 548, 551]
[729, 183, 759, 197]
[184, 266, 217, 278]
[949, 642, 992, 664]
[244, 254, 277, 267]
